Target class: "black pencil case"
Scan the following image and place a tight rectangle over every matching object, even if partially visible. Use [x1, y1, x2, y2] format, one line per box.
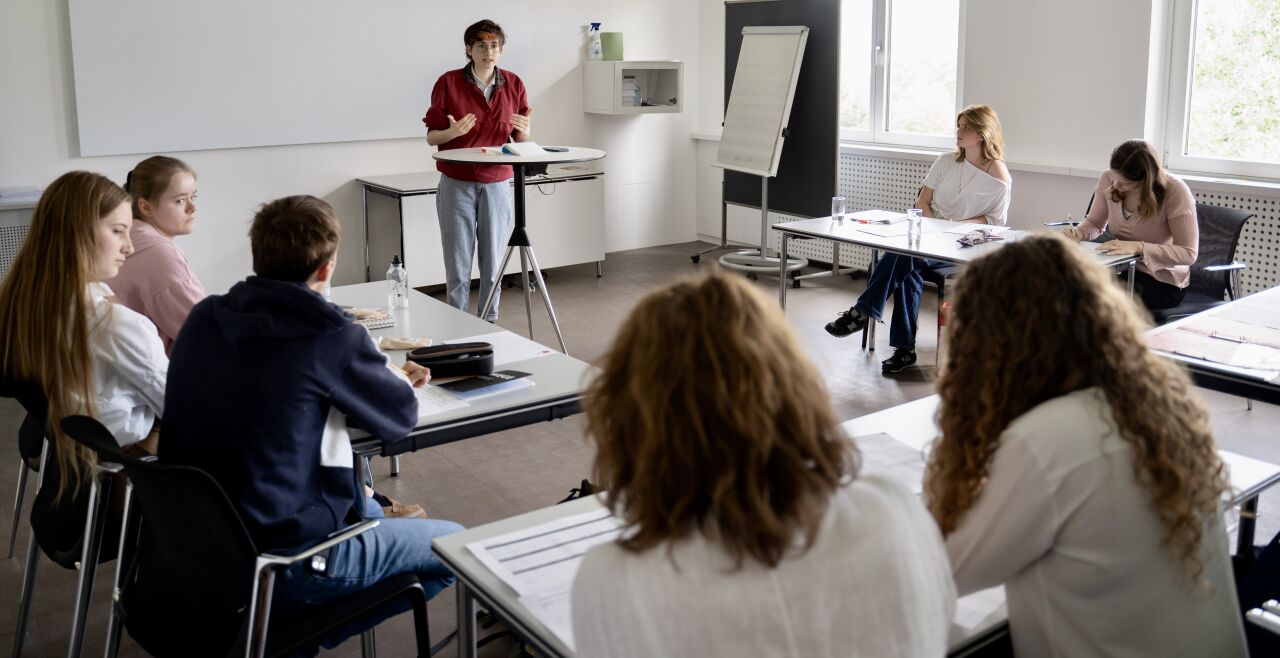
[406, 342, 494, 378]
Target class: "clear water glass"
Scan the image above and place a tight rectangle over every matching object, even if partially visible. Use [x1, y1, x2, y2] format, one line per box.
[832, 196, 847, 222]
[907, 208, 924, 243]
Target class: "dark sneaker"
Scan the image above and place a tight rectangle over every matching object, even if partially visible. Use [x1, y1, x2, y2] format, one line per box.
[881, 348, 918, 374]
[824, 308, 870, 337]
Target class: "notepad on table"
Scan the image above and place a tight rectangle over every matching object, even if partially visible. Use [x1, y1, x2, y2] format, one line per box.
[849, 209, 911, 224]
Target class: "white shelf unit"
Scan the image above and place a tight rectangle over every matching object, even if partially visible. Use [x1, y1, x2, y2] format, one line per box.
[583, 60, 683, 115]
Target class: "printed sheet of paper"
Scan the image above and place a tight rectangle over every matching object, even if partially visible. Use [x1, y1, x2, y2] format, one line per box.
[853, 433, 928, 494]
[1147, 327, 1280, 378]
[447, 331, 557, 366]
[414, 383, 470, 417]
[467, 508, 623, 650]
[953, 586, 1007, 634]
[849, 209, 910, 223]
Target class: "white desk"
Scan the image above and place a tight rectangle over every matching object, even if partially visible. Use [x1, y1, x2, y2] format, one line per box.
[328, 282, 595, 480]
[434, 394, 1280, 658]
[772, 217, 1140, 351]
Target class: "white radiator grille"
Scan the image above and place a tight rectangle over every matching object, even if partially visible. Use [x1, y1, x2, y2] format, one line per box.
[1187, 191, 1280, 296]
[0, 224, 29, 282]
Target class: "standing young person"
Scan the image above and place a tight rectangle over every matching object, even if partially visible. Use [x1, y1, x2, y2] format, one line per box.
[423, 19, 531, 321]
[571, 271, 955, 657]
[161, 195, 462, 649]
[824, 104, 1011, 374]
[0, 172, 168, 551]
[925, 234, 1246, 657]
[109, 155, 206, 353]
[1063, 139, 1199, 311]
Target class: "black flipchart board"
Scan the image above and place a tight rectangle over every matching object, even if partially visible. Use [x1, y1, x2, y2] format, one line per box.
[725, 0, 839, 219]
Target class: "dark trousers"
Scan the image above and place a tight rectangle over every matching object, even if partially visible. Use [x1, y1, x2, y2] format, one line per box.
[1125, 270, 1186, 311]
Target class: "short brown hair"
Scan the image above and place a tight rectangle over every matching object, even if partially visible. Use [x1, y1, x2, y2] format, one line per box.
[585, 270, 858, 569]
[464, 19, 506, 59]
[249, 195, 340, 282]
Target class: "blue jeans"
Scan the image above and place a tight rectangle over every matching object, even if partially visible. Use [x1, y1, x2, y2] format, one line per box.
[436, 175, 513, 321]
[272, 496, 464, 652]
[854, 254, 948, 351]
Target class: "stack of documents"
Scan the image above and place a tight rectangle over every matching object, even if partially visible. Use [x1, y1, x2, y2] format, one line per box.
[621, 76, 639, 107]
[467, 508, 623, 650]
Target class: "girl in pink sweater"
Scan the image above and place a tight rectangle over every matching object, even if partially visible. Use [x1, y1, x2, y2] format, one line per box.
[109, 156, 207, 353]
[1064, 140, 1198, 311]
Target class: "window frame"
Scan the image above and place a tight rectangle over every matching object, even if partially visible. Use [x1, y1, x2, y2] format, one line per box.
[838, 0, 966, 150]
[1163, 0, 1280, 180]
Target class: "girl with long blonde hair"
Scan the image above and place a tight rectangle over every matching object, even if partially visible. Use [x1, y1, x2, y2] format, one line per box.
[571, 270, 955, 657]
[925, 233, 1245, 657]
[0, 171, 167, 502]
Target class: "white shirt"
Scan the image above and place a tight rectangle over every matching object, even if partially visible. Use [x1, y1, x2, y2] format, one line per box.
[87, 283, 168, 446]
[947, 387, 1247, 658]
[571, 474, 956, 658]
[921, 154, 1011, 225]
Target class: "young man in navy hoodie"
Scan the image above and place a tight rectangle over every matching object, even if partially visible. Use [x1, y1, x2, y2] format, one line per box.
[162, 195, 462, 645]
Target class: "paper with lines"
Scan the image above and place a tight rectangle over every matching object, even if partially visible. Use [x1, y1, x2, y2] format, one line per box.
[467, 507, 623, 650]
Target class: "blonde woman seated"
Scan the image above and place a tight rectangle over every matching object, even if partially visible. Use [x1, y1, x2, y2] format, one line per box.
[572, 271, 955, 657]
[925, 234, 1246, 657]
[1064, 139, 1198, 311]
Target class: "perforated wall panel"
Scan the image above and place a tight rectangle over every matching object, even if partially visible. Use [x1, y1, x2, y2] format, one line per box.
[1187, 190, 1280, 296]
[0, 224, 29, 282]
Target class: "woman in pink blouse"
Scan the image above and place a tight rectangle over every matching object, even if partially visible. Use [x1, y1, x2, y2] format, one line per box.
[1064, 140, 1198, 311]
[109, 156, 207, 353]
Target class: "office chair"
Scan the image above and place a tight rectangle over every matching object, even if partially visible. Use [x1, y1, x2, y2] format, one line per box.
[5, 379, 118, 658]
[57, 416, 435, 658]
[1149, 203, 1252, 325]
[8, 413, 43, 559]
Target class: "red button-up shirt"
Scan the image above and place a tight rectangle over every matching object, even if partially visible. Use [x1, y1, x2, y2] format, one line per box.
[423, 65, 530, 183]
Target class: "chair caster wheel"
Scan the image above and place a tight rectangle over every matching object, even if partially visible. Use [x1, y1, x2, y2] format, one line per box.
[747, 272, 759, 281]
[792, 279, 801, 289]
[691, 254, 700, 264]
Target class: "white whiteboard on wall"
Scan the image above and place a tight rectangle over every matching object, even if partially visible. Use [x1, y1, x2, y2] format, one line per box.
[67, 0, 529, 156]
[714, 26, 808, 178]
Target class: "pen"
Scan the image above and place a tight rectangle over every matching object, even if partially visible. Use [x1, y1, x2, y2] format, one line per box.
[1044, 221, 1079, 227]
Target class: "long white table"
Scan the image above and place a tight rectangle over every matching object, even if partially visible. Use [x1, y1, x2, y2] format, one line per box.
[434, 394, 1280, 658]
[329, 282, 594, 480]
[773, 216, 1140, 350]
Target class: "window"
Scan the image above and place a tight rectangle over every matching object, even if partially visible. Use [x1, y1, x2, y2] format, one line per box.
[839, 0, 962, 148]
[1165, 0, 1280, 179]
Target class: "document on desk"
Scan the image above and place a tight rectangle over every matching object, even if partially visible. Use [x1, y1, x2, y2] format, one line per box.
[953, 586, 1007, 633]
[447, 331, 557, 367]
[849, 209, 910, 224]
[415, 383, 470, 417]
[853, 433, 927, 494]
[467, 508, 624, 651]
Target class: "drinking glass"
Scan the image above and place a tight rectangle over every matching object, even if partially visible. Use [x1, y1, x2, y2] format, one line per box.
[831, 196, 847, 222]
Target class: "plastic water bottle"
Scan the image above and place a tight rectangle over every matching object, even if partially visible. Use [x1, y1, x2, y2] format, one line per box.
[386, 255, 408, 310]
[587, 23, 603, 61]
[907, 208, 924, 245]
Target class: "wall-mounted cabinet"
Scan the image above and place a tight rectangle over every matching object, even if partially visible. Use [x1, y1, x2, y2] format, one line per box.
[583, 60, 683, 115]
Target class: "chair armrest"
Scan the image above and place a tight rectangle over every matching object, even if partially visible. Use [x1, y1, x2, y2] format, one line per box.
[1204, 261, 1248, 272]
[258, 520, 381, 568]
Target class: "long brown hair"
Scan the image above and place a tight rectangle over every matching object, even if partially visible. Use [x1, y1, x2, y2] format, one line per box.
[1108, 139, 1167, 220]
[924, 234, 1227, 584]
[123, 155, 194, 223]
[585, 270, 858, 568]
[954, 104, 1005, 164]
[0, 171, 130, 493]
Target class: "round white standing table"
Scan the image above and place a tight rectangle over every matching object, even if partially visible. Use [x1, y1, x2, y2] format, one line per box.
[432, 146, 606, 354]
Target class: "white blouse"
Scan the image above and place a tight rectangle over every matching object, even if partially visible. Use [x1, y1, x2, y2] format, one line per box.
[922, 154, 1011, 225]
[946, 387, 1246, 658]
[87, 283, 168, 446]
[571, 474, 956, 658]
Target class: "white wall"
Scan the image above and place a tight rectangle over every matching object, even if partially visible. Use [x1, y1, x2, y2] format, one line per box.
[0, 0, 699, 293]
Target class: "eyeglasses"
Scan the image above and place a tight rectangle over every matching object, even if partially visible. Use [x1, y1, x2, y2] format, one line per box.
[471, 42, 502, 52]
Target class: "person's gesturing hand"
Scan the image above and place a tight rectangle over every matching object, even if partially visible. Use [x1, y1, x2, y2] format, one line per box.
[510, 107, 533, 138]
[447, 113, 477, 140]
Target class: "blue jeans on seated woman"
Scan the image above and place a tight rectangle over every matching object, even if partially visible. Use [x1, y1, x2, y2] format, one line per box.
[853, 253, 949, 351]
[272, 496, 464, 653]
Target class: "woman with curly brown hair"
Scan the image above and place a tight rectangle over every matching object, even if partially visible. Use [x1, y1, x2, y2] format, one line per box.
[570, 270, 955, 657]
[925, 233, 1245, 657]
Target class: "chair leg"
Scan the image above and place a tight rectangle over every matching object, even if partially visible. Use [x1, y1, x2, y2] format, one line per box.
[68, 471, 113, 658]
[409, 586, 431, 658]
[360, 628, 377, 658]
[8, 460, 29, 559]
[104, 481, 135, 658]
[1247, 399, 1253, 411]
[13, 440, 50, 658]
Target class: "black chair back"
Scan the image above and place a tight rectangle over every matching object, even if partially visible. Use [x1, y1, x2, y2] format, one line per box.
[116, 453, 261, 657]
[1189, 202, 1253, 300]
